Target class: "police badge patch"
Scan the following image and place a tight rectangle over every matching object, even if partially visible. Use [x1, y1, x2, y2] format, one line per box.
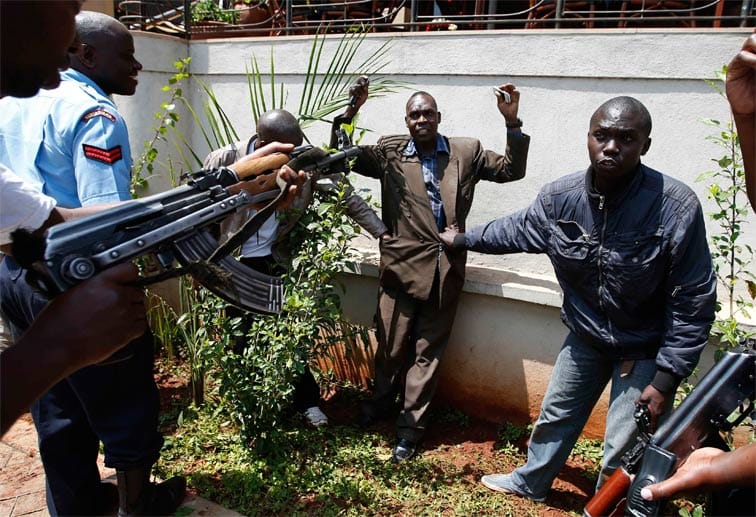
[82, 144, 123, 164]
[81, 108, 116, 123]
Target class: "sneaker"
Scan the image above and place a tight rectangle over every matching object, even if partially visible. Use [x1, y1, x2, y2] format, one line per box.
[391, 438, 417, 463]
[480, 473, 545, 502]
[303, 406, 328, 427]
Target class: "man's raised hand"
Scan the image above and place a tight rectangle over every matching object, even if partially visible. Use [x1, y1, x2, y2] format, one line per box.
[726, 32, 756, 117]
[494, 83, 521, 124]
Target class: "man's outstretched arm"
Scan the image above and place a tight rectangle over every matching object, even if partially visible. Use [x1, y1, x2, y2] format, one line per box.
[330, 75, 369, 149]
[726, 31, 756, 209]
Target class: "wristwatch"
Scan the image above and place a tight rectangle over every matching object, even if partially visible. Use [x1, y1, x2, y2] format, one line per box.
[506, 118, 523, 129]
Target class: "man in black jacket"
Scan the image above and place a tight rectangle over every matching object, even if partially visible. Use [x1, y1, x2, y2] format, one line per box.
[442, 96, 716, 502]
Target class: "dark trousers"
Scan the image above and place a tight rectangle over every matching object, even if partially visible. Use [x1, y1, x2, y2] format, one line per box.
[364, 274, 460, 443]
[0, 258, 163, 516]
[230, 255, 321, 411]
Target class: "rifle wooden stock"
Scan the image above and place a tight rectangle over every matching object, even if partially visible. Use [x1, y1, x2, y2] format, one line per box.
[230, 153, 291, 180]
[229, 169, 280, 200]
[584, 468, 632, 517]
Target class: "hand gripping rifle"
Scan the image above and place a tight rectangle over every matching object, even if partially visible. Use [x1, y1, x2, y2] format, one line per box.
[12, 145, 360, 315]
[583, 343, 755, 517]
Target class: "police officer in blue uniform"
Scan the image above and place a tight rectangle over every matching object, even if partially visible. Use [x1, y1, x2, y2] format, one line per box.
[0, 11, 185, 516]
[0, 66, 134, 206]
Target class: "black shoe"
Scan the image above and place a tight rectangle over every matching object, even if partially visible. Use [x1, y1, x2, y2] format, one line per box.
[391, 439, 417, 463]
[148, 476, 187, 515]
[117, 468, 187, 517]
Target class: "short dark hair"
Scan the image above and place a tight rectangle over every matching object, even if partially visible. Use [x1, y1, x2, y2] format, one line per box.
[593, 96, 652, 137]
[406, 91, 438, 112]
[76, 11, 126, 47]
[256, 109, 303, 147]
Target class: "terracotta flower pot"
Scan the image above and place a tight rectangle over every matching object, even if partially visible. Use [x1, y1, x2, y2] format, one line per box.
[233, 2, 272, 27]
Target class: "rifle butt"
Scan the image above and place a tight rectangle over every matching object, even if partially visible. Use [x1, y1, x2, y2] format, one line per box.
[584, 468, 632, 517]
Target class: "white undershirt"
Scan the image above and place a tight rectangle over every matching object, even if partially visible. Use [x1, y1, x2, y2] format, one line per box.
[0, 163, 56, 246]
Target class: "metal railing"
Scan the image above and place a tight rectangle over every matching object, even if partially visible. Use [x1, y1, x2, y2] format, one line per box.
[116, 0, 755, 38]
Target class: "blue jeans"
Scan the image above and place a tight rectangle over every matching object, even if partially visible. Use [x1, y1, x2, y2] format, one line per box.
[509, 332, 665, 500]
[0, 258, 163, 516]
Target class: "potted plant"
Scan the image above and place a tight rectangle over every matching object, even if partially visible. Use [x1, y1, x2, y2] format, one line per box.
[190, 0, 240, 38]
[191, 0, 239, 25]
[232, 0, 273, 27]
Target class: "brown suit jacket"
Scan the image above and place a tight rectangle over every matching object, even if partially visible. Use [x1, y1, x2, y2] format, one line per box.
[354, 133, 529, 302]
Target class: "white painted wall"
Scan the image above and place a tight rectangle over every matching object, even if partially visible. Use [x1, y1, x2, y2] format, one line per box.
[118, 29, 755, 434]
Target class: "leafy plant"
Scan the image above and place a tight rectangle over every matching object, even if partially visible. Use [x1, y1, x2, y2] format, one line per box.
[131, 58, 191, 195]
[681, 66, 756, 443]
[243, 29, 402, 129]
[679, 503, 704, 517]
[130, 59, 194, 367]
[570, 437, 603, 479]
[435, 407, 471, 427]
[494, 422, 530, 457]
[697, 65, 756, 354]
[191, 0, 239, 24]
[175, 277, 237, 406]
[146, 291, 181, 359]
[571, 437, 603, 463]
[210, 179, 361, 444]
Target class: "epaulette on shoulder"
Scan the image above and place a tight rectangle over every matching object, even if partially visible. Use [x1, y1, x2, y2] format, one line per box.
[81, 108, 117, 124]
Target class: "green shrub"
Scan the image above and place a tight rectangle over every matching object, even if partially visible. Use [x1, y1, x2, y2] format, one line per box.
[202, 180, 360, 446]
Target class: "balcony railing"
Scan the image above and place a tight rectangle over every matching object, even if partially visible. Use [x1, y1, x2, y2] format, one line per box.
[117, 0, 755, 38]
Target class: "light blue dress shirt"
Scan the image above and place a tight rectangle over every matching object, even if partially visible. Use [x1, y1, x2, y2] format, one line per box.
[0, 69, 132, 208]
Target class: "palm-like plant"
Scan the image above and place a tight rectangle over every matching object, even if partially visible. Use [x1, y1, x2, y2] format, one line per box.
[249, 29, 400, 130]
[174, 28, 403, 168]
[698, 66, 755, 353]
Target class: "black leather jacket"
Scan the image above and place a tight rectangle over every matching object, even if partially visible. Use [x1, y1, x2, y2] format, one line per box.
[462, 164, 716, 389]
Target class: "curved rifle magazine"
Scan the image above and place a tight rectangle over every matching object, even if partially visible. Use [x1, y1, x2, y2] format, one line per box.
[173, 229, 283, 314]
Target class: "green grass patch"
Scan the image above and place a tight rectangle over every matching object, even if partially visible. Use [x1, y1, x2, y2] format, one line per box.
[155, 391, 572, 516]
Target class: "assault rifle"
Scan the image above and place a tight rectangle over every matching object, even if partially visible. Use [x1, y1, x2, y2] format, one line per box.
[13, 144, 361, 315]
[583, 344, 755, 517]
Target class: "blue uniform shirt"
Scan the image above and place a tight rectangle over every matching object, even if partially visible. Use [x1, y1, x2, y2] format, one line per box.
[0, 69, 132, 208]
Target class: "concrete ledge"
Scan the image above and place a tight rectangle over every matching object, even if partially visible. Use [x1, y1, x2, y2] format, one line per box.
[345, 248, 563, 309]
